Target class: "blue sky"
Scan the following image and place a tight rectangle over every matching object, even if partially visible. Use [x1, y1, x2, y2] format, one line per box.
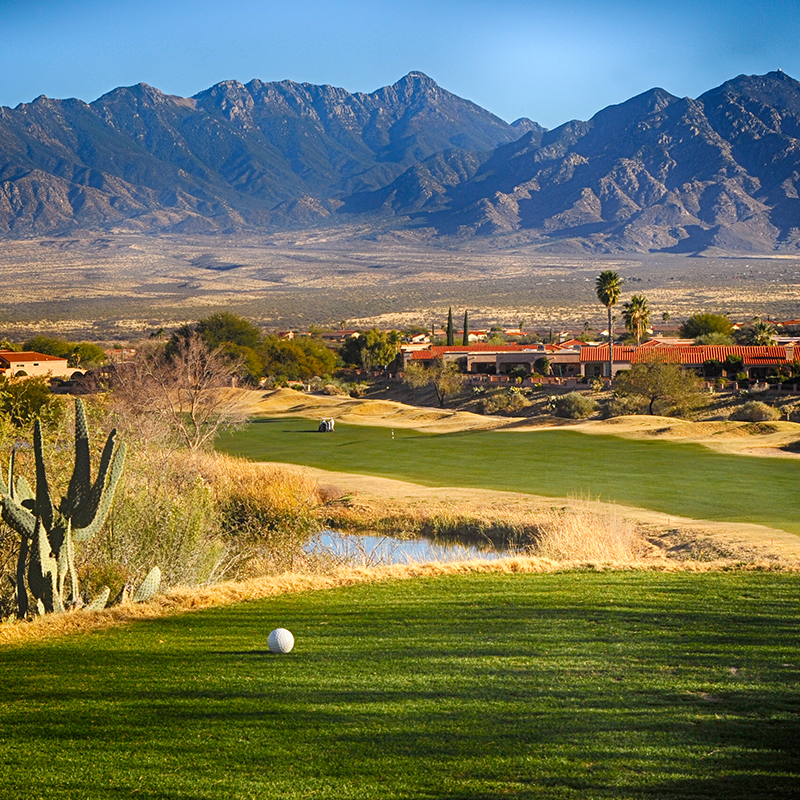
[2, 0, 799, 129]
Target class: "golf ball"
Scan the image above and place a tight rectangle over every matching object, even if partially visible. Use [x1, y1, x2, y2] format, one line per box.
[268, 627, 295, 654]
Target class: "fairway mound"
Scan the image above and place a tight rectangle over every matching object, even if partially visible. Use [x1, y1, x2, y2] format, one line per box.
[247, 388, 800, 455]
[346, 401, 405, 417]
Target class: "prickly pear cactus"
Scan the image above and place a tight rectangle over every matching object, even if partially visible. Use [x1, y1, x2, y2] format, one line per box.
[132, 566, 162, 603]
[0, 399, 126, 617]
[84, 586, 111, 612]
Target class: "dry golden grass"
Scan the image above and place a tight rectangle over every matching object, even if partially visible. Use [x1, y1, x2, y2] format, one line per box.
[192, 451, 321, 514]
[533, 500, 649, 562]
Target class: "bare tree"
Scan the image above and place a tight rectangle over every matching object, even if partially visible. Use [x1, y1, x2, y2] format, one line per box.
[109, 334, 251, 452]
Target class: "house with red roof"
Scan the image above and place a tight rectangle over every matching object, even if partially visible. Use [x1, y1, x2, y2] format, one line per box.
[0, 351, 72, 379]
[404, 343, 582, 378]
[580, 343, 795, 380]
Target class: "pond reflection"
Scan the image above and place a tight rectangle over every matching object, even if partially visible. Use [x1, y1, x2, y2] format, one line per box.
[305, 530, 522, 566]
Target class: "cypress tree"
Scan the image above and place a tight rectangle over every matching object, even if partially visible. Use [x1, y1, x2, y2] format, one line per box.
[462, 311, 469, 346]
[446, 307, 454, 346]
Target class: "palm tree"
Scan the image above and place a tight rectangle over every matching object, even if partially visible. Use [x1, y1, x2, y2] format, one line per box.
[595, 271, 623, 378]
[622, 294, 651, 346]
[740, 317, 777, 346]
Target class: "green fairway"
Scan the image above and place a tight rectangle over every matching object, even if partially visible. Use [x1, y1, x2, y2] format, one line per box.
[1, 572, 798, 799]
[218, 418, 800, 534]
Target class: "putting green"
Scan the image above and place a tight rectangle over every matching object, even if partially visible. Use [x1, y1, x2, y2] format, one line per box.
[218, 418, 800, 535]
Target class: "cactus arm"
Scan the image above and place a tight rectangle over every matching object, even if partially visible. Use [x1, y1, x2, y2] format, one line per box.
[33, 420, 55, 533]
[28, 518, 61, 614]
[72, 443, 126, 542]
[133, 566, 161, 603]
[15, 534, 29, 618]
[84, 586, 110, 612]
[65, 398, 92, 516]
[15, 476, 34, 507]
[56, 522, 75, 604]
[70, 429, 118, 527]
[0, 450, 12, 497]
[2, 494, 36, 540]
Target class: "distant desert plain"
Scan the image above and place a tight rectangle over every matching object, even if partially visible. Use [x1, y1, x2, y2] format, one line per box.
[2, 231, 800, 340]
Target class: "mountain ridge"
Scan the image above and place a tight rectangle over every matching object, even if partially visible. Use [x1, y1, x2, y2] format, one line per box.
[1, 70, 799, 253]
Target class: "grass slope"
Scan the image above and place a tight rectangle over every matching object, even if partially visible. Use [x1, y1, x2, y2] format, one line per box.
[1, 572, 798, 799]
[218, 418, 800, 534]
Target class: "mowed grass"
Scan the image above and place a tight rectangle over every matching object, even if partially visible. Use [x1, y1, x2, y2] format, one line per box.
[1, 572, 798, 799]
[218, 418, 800, 534]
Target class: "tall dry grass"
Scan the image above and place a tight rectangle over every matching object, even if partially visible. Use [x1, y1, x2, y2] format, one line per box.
[323, 495, 651, 564]
[533, 500, 649, 563]
[191, 452, 321, 575]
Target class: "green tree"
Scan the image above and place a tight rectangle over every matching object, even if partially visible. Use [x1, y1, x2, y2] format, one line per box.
[614, 358, 708, 417]
[23, 335, 106, 368]
[724, 354, 744, 376]
[462, 311, 469, 346]
[403, 357, 465, 407]
[172, 312, 265, 381]
[0, 375, 64, 428]
[69, 342, 107, 367]
[262, 336, 337, 382]
[695, 332, 735, 346]
[195, 312, 263, 351]
[446, 308, 455, 346]
[340, 329, 400, 371]
[595, 270, 622, 377]
[622, 294, 650, 346]
[680, 313, 734, 342]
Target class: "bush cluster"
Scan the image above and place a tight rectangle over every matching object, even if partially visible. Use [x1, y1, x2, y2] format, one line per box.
[554, 392, 597, 419]
[729, 401, 781, 422]
[480, 387, 530, 414]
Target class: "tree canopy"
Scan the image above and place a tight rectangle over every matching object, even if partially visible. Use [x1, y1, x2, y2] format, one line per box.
[403, 357, 465, 407]
[340, 329, 400, 371]
[23, 336, 106, 367]
[596, 270, 622, 376]
[679, 313, 734, 342]
[614, 358, 708, 417]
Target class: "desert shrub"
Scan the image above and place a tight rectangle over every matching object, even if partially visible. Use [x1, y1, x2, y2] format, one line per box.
[323, 383, 347, 396]
[554, 392, 596, 419]
[480, 387, 530, 414]
[348, 382, 369, 398]
[603, 395, 648, 417]
[0, 375, 65, 428]
[729, 401, 781, 422]
[80, 448, 226, 596]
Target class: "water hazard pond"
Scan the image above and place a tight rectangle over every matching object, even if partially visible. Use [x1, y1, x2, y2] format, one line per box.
[305, 531, 521, 566]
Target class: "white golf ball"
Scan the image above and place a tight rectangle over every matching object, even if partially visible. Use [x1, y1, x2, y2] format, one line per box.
[268, 627, 295, 654]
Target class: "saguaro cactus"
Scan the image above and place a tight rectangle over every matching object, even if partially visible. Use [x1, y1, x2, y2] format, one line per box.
[0, 399, 126, 616]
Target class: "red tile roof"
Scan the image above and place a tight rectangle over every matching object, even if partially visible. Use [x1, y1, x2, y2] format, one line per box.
[0, 350, 67, 363]
[410, 344, 566, 361]
[580, 344, 791, 366]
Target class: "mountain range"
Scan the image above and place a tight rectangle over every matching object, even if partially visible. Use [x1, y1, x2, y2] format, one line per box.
[1, 69, 798, 253]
